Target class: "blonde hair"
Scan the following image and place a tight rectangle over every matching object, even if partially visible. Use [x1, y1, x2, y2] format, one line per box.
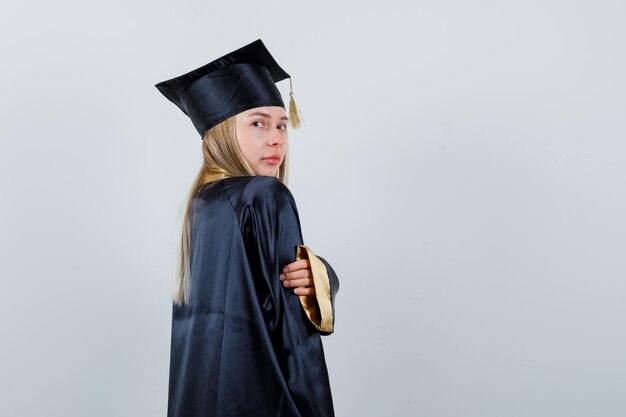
[173, 115, 289, 305]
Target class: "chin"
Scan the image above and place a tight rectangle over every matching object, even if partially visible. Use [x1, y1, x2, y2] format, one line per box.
[254, 167, 278, 177]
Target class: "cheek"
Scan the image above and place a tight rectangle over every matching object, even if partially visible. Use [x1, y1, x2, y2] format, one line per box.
[236, 131, 263, 161]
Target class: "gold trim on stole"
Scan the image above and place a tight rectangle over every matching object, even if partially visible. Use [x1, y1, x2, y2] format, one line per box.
[201, 169, 232, 184]
[295, 245, 334, 333]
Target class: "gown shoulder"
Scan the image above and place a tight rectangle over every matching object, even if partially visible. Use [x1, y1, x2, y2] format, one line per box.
[217, 176, 297, 216]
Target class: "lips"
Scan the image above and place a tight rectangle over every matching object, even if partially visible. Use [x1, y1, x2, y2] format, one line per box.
[262, 155, 281, 165]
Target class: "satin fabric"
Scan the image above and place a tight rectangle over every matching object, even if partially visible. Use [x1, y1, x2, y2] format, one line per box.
[155, 39, 290, 136]
[295, 245, 335, 333]
[167, 176, 339, 417]
[181, 63, 284, 135]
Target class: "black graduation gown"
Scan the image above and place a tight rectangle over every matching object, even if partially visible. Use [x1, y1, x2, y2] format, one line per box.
[167, 176, 340, 417]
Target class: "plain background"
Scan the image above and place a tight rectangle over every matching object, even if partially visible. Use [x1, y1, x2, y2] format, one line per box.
[1, 1, 625, 416]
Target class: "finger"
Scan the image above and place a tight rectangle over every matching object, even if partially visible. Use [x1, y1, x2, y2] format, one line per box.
[283, 277, 314, 288]
[294, 286, 316, 296]
[280, 269, 310, 281]
[282, 259, 310, 273]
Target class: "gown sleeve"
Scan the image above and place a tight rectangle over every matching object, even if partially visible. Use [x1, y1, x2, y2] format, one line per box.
[295, 245, 340, 335]
[238, 177, 337, 416]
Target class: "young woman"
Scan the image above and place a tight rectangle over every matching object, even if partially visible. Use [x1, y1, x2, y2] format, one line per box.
[156, 40, 340, 417]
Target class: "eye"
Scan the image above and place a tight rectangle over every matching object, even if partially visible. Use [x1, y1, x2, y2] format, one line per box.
[252, 121, 265, 128]
[277, 124, 287, 131]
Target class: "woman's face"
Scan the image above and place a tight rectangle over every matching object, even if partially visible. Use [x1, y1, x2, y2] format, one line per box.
[235, 106, 289, 176]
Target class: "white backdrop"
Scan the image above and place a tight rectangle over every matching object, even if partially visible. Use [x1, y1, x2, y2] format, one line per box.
[1, 1, 625, 416]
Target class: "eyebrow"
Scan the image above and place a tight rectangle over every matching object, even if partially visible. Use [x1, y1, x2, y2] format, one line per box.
[246, 111, 289, 121]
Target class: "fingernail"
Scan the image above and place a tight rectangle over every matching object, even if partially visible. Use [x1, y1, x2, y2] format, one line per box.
[283, 267, 288, 272]
[279, 274, 284, 280]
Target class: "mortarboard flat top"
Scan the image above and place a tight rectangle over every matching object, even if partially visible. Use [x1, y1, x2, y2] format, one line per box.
[155, 39, 292, 136]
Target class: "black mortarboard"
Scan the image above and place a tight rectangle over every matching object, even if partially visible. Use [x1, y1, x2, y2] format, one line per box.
[155, 39, 302, 137]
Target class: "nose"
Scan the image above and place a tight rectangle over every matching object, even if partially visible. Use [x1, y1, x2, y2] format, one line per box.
[267, 129, 285, 147]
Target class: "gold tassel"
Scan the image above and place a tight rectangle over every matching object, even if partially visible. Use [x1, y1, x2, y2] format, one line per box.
[288, 77, 303, 129]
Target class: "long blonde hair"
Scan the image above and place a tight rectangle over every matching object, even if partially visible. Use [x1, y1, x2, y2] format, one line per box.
[173, 115, 289, 305]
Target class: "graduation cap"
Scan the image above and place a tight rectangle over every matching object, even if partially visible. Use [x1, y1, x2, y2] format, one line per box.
[155, 39, 303, 137]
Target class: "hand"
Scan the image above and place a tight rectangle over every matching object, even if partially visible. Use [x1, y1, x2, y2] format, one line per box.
[280, 259, 316, 296]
